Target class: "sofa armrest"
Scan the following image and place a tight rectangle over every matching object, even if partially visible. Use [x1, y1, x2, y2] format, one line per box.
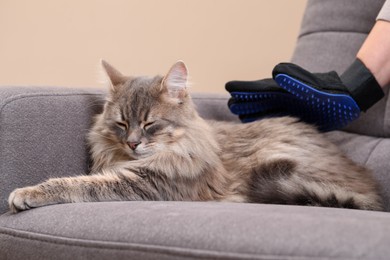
[0, 86, 105, 214]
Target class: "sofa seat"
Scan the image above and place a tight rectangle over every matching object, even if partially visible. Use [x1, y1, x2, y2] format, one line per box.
[1, 201, 390, 260]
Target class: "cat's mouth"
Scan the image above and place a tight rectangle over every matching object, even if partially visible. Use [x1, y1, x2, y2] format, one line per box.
[128, 147, 153, 159]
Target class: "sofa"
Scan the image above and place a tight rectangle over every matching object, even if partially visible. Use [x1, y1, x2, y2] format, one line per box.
[1, 0, 390, 259]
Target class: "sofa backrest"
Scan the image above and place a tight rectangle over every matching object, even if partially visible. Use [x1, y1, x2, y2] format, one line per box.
[291, 0, 390, 137]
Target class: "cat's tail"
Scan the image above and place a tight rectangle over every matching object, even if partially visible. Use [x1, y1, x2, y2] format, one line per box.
[247, 159, 383, 211]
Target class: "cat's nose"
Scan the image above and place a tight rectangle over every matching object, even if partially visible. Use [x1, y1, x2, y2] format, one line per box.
[128, 141, 141, 150]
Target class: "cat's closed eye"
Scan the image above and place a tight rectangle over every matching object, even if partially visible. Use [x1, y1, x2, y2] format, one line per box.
[143, 121, 155, 130]
[116, 122, 128, 130]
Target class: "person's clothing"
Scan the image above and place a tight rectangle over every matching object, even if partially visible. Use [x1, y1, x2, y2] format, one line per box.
[378, 0, 390, 21]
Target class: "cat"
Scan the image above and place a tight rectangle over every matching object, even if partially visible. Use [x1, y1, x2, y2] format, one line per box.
[8, 60, 384, 212]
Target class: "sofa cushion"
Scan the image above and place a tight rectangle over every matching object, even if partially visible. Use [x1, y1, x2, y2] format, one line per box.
[1, 201, 390, 260]
[299, 0, 385, 37]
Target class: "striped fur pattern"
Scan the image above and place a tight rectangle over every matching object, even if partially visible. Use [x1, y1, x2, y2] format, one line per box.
[8, 61, 384, 212]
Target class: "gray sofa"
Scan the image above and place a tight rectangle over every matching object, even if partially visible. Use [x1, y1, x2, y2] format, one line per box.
[1, 0, 390, 259]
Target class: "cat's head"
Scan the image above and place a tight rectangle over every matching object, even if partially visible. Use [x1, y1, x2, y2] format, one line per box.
[99, 60, 196, 160]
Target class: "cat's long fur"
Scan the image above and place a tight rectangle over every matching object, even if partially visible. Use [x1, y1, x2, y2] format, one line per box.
[8, 61, 383, 212]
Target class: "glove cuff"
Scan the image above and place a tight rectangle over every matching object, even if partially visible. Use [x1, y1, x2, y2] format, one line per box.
[341, 59, 384, 111]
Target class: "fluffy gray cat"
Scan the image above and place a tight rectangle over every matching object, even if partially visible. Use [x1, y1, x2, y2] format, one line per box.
[8, 61, 383, 212]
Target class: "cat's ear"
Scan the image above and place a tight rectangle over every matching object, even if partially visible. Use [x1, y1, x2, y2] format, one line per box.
[100, 59, 126, 91]
[162, 61, 188, 101]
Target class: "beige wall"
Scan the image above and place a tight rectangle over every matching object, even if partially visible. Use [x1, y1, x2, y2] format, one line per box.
[0, 0, 307, 93]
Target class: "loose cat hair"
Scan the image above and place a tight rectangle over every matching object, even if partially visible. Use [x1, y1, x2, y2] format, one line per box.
[8, 60, 384, 212]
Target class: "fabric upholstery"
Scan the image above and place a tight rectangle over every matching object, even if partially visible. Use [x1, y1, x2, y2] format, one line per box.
[1, 201, 390, 260]
[298, 0, 384, 37]
[0, 87, 104, 214]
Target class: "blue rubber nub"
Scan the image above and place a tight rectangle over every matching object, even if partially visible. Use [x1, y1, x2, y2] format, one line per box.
[274, 74, 360, 131]
[230, 91, 289, 102]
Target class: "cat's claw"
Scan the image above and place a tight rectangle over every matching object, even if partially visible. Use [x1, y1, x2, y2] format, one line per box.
[8, 187, 45, 213]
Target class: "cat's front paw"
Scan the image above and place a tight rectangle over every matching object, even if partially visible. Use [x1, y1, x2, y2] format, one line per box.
[8, 187, 48, 213]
